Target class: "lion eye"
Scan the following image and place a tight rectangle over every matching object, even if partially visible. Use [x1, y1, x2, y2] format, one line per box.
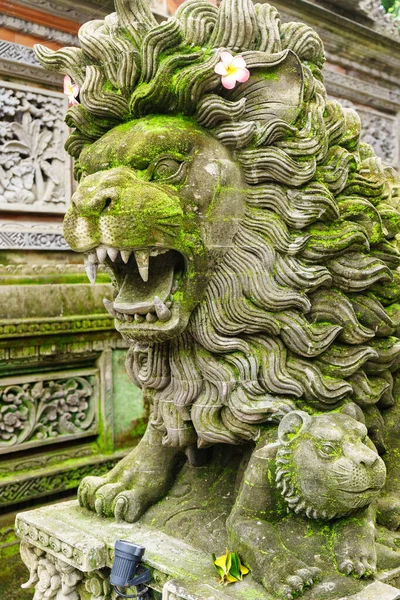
[319, 443, 337, 458]
[151, 158, 182, 181]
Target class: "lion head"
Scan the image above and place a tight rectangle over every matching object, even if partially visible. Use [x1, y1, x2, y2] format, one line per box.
[35, 0, 400, 448]
[64, 115, 245, 342]
[276, 410, 387, 519]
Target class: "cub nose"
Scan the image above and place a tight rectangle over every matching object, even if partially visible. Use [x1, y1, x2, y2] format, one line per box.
[71, 185, 119, 215]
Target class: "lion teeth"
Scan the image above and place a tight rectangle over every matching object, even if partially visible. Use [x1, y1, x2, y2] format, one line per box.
[103, 298, 116, 317]
[134, 249, 150, 282]
[84, 255, 98, 284]
[87, 251, 97, 264]
[96, 247, 108, 263]
[107, 247, 119, 262]
[146, 312, 157, 323]
[121, 249, 132, 264]
[154, 296, 172, 322]
[150, 247, 169, 257]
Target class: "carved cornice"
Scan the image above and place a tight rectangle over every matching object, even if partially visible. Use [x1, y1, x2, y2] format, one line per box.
[274, 0, 400, 85]
[0, 0, 100, 25]
[324, 68, 400, 113]
[0, 41, 62, 85]
[0, 223, 69, 250]
[0, 457, 121, 507]
[0, 315, 115, 339]
[0, 40, 37, 65]
[6, 0, 167, 24]
[0, 335, 128, 373]
[324, 0, 400, 41]
[0, 14, 79, 45]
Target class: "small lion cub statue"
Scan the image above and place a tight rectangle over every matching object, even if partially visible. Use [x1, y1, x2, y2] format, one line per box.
[228, 409, 387, 599]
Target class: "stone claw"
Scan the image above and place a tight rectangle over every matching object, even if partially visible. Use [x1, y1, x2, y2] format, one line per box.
[279, 585, 294, 600]
[113, 491, 147, 523]
[94, 497, 103, 516]
[114, 496, 128, 522]
[285, 566, 318, 595]
[339, 555, 375, 578]
[286, 575, 304, 592]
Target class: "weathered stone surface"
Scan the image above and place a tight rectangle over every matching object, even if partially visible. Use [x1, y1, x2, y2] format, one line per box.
[23, 0, 400, 597]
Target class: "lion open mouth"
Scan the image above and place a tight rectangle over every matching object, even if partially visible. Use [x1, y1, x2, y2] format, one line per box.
[85, 246, 185, 325]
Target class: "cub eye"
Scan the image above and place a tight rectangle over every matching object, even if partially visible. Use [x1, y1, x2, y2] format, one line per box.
[319, 443, 338, 458]
[151, 157, 184, 182]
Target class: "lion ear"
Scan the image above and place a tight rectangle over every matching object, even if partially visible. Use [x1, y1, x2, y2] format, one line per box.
[340, 402, 366, 425]
[278, 411, 311, 445]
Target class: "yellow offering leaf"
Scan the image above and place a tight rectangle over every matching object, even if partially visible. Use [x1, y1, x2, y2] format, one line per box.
[212, 549, 250, 585]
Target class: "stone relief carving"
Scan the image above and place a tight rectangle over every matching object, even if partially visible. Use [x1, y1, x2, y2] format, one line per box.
[20, 541, 85, 600]
[30, 0, 400, 597]
[359, 110, 399, 166]
[9, 0, 166, 21]
[0, 447, 95, 475]
[20, 541, 120, 599]
[0, 372, 97, 453]
[0, 81, 71, 213]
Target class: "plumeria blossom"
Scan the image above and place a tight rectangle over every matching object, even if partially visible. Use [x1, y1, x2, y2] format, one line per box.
[214, 51, 250, 90]
[63, 75, 79, 106]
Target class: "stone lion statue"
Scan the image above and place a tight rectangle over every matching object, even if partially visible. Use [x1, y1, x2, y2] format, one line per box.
[35, 0, 400, 596]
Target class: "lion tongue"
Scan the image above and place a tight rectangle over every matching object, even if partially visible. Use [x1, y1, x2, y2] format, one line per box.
[113, 253, 175, 315]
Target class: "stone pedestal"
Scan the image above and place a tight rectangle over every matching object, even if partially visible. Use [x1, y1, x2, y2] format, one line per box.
[15, 500, 400, 600]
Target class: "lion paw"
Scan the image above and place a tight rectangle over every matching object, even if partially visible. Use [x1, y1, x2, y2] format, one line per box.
[265, 564, 320, 599]
[337, 543, 377, 579]
[77, 432, 183, 521]
[338, 556, 376, 578]
[78, 475, 109, 510]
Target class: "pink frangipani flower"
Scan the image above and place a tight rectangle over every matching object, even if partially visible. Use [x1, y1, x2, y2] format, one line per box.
[214, 51, 250, 90]
[64, 75, 79, 106]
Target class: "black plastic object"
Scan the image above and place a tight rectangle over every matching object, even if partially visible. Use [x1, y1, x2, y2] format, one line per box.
[110, 540, 151, 599]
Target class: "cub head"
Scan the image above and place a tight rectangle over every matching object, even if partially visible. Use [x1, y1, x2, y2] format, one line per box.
[276, 410, 386, 519]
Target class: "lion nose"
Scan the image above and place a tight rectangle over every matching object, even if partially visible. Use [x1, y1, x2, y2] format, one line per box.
[356, 445, 379, 468]
[71, 186, 119, 214]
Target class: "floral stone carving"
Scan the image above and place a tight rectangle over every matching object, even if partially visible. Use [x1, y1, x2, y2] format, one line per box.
[0, 80, 71, 213]
[0, 371, 98, 453]
[31, 0, 400, 598]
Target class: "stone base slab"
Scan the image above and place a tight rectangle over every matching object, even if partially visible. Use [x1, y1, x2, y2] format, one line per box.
[15, 500, 400, 600]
